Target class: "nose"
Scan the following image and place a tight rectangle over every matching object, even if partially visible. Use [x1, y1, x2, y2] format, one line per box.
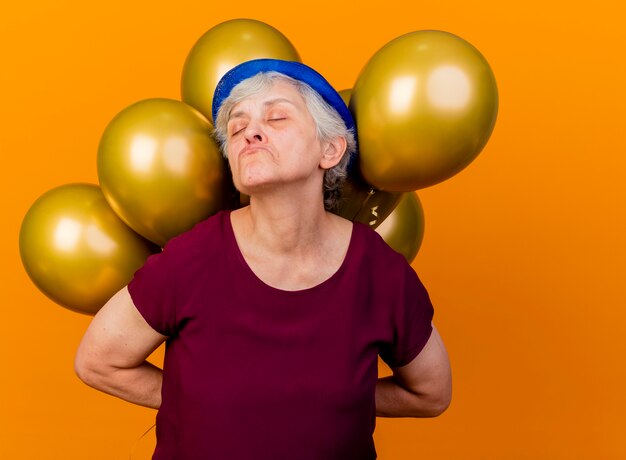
[243, 120, 266, 144]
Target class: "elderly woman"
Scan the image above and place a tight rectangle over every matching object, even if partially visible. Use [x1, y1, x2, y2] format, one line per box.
[75, 59, 451, 459]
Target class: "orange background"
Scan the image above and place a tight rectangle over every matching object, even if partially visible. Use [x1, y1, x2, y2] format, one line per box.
[2, 0, 625, 458]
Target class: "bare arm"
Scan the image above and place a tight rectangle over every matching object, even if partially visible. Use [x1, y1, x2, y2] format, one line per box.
[376, 324, 452, 417]
[74, 286, 167, 409]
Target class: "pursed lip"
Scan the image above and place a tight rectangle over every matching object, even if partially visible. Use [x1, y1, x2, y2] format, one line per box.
[238, 145, 270, 157]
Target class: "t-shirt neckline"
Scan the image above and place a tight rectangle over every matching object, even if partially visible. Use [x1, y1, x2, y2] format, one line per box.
[223, 209, 357, 296]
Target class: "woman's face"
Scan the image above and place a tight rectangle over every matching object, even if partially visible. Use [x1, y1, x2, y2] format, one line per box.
[225, 80, 327, 197]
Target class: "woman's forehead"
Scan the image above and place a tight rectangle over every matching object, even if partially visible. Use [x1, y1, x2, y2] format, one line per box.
[230, 80, 308, 116]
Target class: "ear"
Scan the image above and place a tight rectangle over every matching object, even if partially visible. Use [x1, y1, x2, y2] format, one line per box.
[319, 136, 347, 170]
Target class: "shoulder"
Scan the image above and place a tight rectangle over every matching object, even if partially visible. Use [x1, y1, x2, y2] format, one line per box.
[160, 210, 230, 262]
[353, 221, 406, 264]
[347, 221, 412, 284]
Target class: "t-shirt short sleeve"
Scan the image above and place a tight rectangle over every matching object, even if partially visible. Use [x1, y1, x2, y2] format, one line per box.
[127, 244, 178, 337]
[379, 260, 434, 368]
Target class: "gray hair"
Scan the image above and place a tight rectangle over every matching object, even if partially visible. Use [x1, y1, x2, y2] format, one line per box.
[213, 71, 356, 211]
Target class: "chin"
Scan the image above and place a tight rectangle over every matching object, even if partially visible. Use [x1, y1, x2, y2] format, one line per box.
[234, 163, 275, 191]
[234, 176, 274, 196]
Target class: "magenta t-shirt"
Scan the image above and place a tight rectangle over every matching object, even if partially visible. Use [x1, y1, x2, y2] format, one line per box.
[128, 210, 433, 459]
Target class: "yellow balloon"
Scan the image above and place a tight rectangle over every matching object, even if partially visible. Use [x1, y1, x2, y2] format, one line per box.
[375, 192, 425, 263]
[181, 18, 301, 123]
[98, 98, 230, 246]
[338, 88, 352, 106]
[335, 88, 402, 229]
[19, 184, 159, 315]
[351, 30, 498, 191]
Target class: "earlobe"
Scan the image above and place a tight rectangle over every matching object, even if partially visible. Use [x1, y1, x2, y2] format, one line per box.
[320, 137, 347, 169]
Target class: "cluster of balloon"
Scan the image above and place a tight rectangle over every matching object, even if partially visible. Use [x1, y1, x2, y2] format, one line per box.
[19, 19, 498, 315]
[19, 19, 302, 315]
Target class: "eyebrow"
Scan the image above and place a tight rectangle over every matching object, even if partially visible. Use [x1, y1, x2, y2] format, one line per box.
[228, 98, 298, 121]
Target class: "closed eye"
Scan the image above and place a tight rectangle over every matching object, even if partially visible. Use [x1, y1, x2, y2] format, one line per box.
[230, 125, 247, 137]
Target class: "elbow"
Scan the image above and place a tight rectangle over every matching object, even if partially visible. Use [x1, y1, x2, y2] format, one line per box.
[74, 347, 107, 388]
[415, 384, 452, 418]
[422, 367, 453, 417]
[425, 392, 451, 417]
[74, 350, 94, 385]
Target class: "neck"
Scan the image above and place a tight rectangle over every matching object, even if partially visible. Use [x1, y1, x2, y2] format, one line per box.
[235, 188, 331, 256]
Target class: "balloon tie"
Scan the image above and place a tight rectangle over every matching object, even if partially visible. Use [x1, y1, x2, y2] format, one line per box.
[359, 188, 380, 227]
